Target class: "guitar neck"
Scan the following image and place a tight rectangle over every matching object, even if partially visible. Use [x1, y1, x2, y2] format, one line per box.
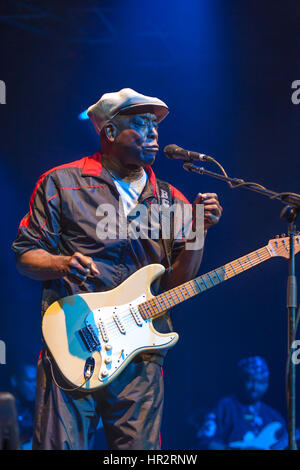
[139, 244, 272, 320]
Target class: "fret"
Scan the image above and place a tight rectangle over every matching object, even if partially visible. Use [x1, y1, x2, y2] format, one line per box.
[249, 254, 259, 265]
[137, 242, 273, 322]
[190, 281, 198, 295]
[174, 289, 181, 302]
[178, 286, 188, 299]
[229, 263, 237, 274]
[147, 304, 155, 315]
[148, 305, 156, 318]
[150, 299, 161, 313]
[194, 279, 202, 292]
[247, 255, 253, 266]
[238, 259, 245, 271]
[169, 291, 177, 304]
[164, 293, 174, 308]
[163, 293, 174, 308]
[149, 302, 161, 318]
[142, 304, 153, 319]
[184, 285, 192, 297]
[207, 273, 215, 286]
[203, 274, 214, 288]
[221, 267, 229, 279]
[168, 291, 178, 306]
[155, 297, 164, 310]
[160, 295, 169, 309]
[263, 246, 271, 257]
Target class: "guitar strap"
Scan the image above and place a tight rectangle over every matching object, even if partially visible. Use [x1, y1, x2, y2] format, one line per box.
[156, 179, 174, 274]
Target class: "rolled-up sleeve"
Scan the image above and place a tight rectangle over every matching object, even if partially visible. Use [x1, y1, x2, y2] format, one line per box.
[12, 173, 61, 259]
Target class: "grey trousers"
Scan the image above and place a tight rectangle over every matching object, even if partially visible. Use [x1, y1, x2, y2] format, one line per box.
[32, 350, 164, 450]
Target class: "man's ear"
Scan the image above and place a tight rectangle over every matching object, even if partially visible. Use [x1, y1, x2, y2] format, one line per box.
[104, 122, 118, 142]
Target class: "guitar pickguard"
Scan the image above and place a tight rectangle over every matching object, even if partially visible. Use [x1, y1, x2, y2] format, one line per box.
[84, 294, 177, 384]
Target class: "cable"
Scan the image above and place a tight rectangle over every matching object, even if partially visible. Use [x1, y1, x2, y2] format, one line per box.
[46, 354, 92, 393]
[206, 156, 229, 179]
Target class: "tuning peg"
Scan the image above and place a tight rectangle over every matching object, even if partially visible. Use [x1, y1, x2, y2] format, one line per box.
[281, 233, 286, 238]
[275, 235, 280, 238]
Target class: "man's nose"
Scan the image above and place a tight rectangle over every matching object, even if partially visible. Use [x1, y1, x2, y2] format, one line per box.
[147, 124, 158, 140]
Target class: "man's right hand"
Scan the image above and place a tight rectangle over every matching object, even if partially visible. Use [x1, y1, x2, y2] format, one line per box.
[17, 249, 100, 283]
[63, 252, 100, 285]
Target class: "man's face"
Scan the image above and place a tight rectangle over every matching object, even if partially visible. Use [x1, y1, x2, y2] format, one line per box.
[241, 372, 269, 403]
[110, 112, 159, 167]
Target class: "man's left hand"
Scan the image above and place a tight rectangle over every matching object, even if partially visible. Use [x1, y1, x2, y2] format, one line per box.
[193, 192, 223, 231]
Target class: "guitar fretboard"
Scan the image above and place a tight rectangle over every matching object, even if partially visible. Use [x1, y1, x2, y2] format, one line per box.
[138, 245, 271, 320]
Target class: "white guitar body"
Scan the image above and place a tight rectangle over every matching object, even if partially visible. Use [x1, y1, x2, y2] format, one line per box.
[42, 264, 178, 391]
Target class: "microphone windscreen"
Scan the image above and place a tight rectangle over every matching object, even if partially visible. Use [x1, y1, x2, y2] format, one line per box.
[163, 144, 183, 158]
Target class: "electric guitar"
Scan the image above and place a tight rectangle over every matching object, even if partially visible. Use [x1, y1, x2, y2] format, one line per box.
[42, 234, 300, 391]
[229, 422, 300, 450]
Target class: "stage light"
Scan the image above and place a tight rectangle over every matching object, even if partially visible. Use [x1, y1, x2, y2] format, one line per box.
[78, 109, 89, 120]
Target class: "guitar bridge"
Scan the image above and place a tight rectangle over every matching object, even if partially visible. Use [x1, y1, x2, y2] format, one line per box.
[79, 325, 101, 352]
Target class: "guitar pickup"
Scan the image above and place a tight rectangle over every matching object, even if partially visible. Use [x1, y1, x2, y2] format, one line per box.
[79, 325, 101, 352]
[113, 313, 126, 334]
[130, 306, 143, 326]
[98, 319, 109, 342]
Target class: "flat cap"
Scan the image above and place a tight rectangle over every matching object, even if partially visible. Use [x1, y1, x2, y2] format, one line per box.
[87, 88, 169, 135]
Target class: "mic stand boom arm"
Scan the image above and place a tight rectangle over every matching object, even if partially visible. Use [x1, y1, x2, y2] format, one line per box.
[183, 162, 300, 210]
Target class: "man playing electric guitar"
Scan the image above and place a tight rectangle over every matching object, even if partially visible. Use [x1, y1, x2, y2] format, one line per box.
[12, 88, 222, 450]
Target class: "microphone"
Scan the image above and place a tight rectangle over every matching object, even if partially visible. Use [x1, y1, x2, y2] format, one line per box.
[163, 144, 213, 162]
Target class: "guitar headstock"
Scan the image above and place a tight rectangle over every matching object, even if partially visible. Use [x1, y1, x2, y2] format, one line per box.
[268, 233, 300, 258]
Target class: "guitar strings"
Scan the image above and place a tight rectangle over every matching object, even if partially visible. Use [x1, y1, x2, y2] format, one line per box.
[94, 249, 272, 343]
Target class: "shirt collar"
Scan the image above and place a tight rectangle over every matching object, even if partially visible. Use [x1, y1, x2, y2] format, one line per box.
[81, 151, 157, 198]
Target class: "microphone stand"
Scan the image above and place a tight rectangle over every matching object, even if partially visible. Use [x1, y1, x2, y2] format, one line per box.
[184, 162, 300, 450]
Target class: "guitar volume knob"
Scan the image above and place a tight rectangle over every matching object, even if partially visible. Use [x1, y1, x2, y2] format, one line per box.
[105, 344, 112, 351]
